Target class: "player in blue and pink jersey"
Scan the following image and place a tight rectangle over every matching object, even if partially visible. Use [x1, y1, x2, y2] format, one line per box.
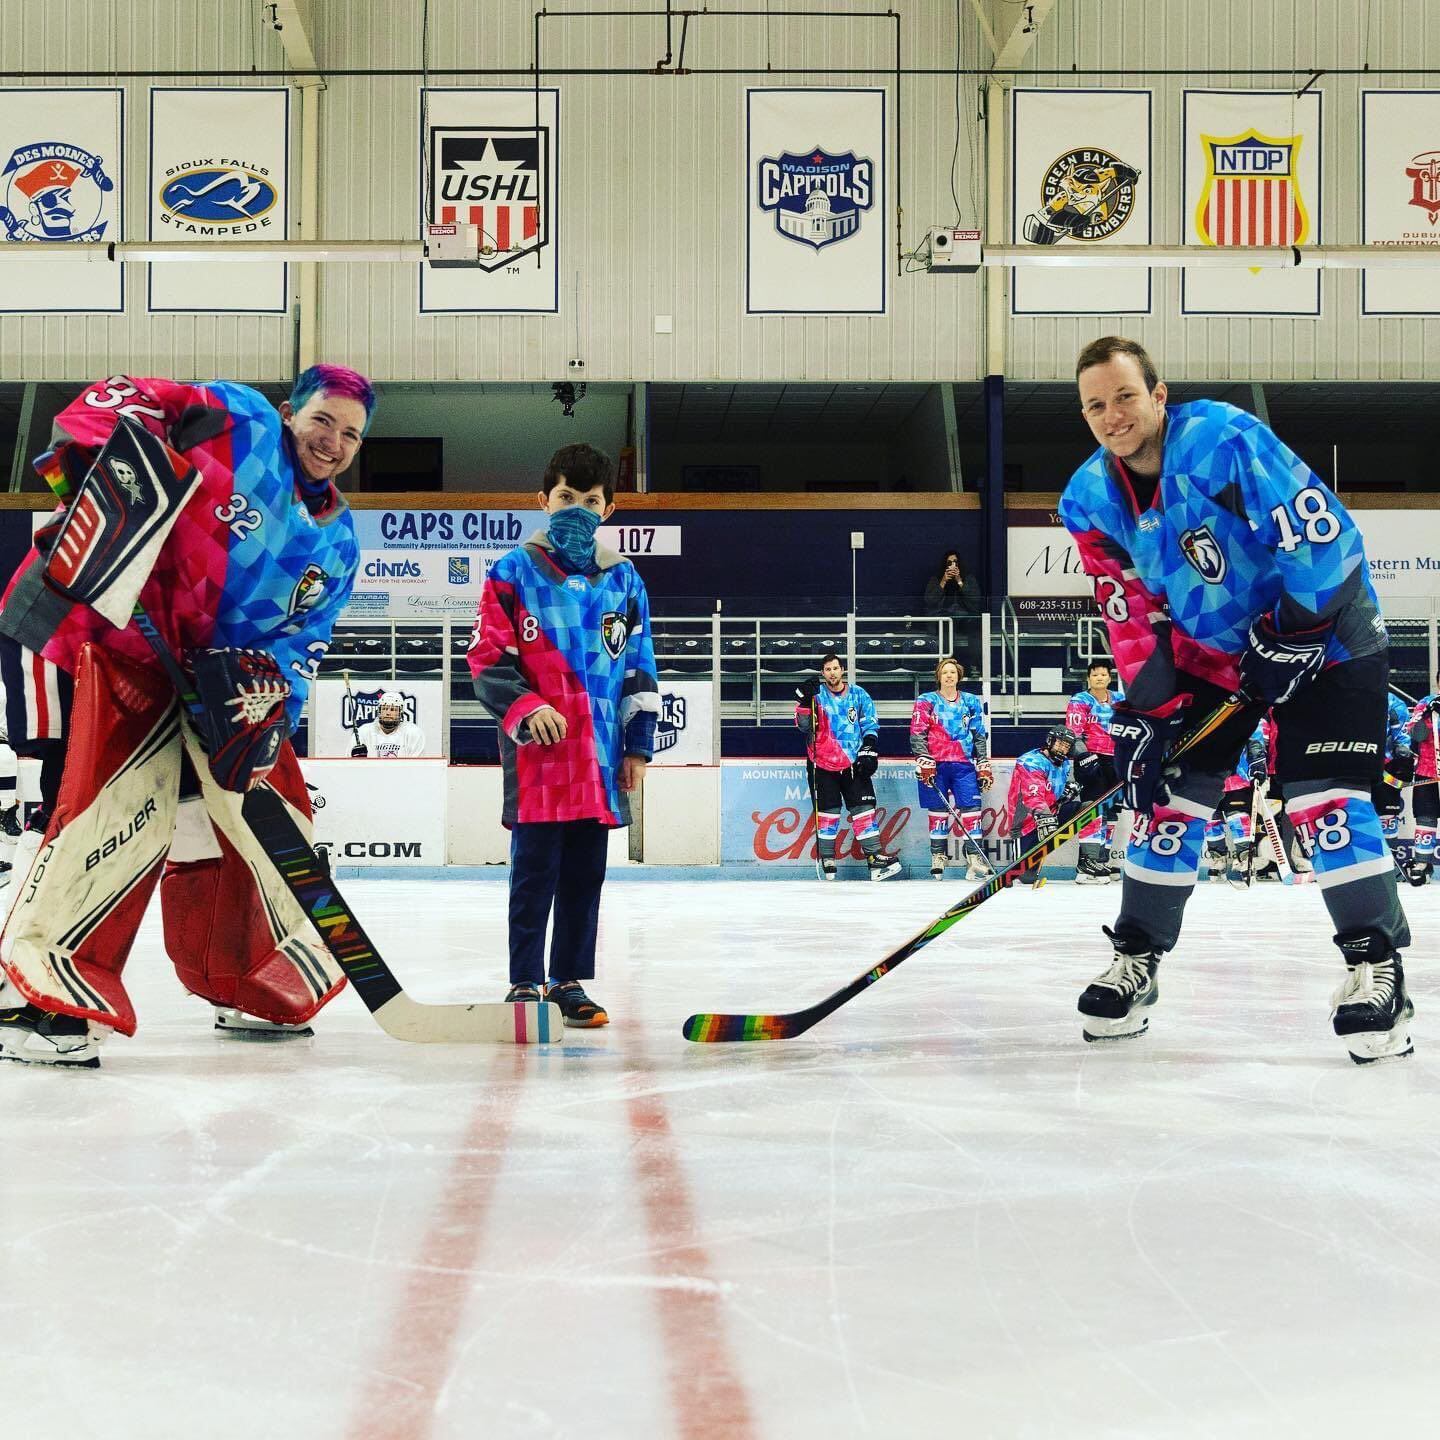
[468, 443, 660, 1027]
[1003, 726, 1079, 886]
[796, 653, 899, 881]
[1372, 690, 1418, 879]
[1402, 679, 1440, 886]
[0, 366, 374, 1065]
[1066, 659, 1126, 883]
[1060, 335, 1410, 1063]
[910, 657, 992, 880]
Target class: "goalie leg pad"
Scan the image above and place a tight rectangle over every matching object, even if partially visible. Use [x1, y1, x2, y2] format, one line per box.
[162, 733, 344, 1026]
[0, 644, 180, 1034]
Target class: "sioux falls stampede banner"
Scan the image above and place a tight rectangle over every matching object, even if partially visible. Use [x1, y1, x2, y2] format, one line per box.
[420, 88, 559, 314]
[1361, 91, 1440, 316]
[1182, 89, 1322, 316]
[746, 88, 886, 315]
[147, 88, 289, 313]
[1010, 89, 1150, 316]
[0, 87, 122, 313]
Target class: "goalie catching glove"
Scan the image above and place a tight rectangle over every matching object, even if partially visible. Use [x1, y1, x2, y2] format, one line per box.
[190, 647, 291, 792]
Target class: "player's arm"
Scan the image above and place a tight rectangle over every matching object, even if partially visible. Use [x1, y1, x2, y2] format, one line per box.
[909, 697, 933, 758]
[853, 688, 880, 778]
[966, 694, 990, 764]
[620, 577, 660, 762]
[466, 573, 553, 742]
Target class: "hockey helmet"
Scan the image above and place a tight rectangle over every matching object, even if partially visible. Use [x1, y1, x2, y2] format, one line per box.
[1043, 724, 1079, 759]
[377, 689, 405, 724]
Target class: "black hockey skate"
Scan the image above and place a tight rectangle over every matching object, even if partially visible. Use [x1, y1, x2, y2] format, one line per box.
[1404, 858, 1431, 888]
[1331, 930, 1414, 1065]
[867, 850, 902, 882]
[1075, 851, 1113, 885]
[1078, 928, 1160, 1042]
[213, 1007, 314, 1040]
[820, 858, 837, 882]
[0, 1001, 102, 1068]
[929, 852, 946, 880]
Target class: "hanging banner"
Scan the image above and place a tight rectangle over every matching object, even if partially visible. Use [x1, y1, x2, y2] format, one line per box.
[1010, 89, 1151, 316]
[147, 87, 289, 313]
[0, 88, 123, 313]
[746, 87, 887, 315]
[1182, 89, 1322, 316]
[1361, 90, 1440, 316]
[420, 88, 559, 314]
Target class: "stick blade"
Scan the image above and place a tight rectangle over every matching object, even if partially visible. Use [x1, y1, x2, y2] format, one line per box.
[374, 996, 566, 1044]
[682, 1011, 809, 1043]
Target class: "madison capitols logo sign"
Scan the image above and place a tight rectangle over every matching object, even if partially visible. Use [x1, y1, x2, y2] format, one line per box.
[757, 146, 874, 251]
[1195, 130, 1309, 247]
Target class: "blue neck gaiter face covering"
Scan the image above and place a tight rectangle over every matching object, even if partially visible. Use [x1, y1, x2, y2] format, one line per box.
[547, 504, 601, 571]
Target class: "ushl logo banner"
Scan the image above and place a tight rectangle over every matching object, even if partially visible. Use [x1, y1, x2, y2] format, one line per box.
[1361, 90, 1440, 315]
[1182, 90, 1321, 316]
[0, 87, 123, 313]
[420, 89, 559, 313]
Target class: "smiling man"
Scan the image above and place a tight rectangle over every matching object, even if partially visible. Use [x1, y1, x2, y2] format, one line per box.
[1057, 336, 1409, 1065]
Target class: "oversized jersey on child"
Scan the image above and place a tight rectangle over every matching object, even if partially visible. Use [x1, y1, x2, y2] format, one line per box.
[910, 689, 989, 856]
[468, 534, 660, 825]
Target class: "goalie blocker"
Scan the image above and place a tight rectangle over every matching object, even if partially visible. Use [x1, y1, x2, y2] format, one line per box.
[0, 642, 345, 1037]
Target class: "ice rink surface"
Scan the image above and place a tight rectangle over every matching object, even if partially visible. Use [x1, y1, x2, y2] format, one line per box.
[5, 872, 1440, 1439]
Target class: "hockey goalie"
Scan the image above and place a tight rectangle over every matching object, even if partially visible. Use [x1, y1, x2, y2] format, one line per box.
[0, 367, 375, 1067]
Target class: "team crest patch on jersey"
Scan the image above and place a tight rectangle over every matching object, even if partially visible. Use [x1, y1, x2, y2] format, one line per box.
[288, 563, 329, 616]
[600, 611, 628, 659]
[1179, 525, 1227, 584]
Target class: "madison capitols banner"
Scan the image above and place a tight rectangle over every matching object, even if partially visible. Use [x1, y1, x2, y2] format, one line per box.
[746, 88, 887, 315]
[1182, 89, 1322, 316]
[1361, 90, 1440, 316]
[0, 88, 122, 313]
[1010, 89, 1152, 316]
[148, 87, 289, 313]
[420, 88, 559, 314]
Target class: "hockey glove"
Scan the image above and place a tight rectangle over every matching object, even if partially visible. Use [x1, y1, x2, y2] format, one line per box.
[1372, 779, 1405, 820]
[351, 743, 369, 757]
[190, 647, 291, 793]
[795, 676, 821, 704]
[1109, 705, 1180, 815]
[1245, 740, 1269, 786]
[1386, 747, 1416, 786]
[1072, 750, 1112, 801]
[1239, 612, 1331, 706]
[976, 759, 994, 789]
[915, 755, 937, 787]
[1033, 808, 1058, 845]
[853, 738, 880, 781]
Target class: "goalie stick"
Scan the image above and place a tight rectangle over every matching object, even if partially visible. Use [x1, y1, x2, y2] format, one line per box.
[43, 417, 563, 1045]
[683, 696, 1244, 1043]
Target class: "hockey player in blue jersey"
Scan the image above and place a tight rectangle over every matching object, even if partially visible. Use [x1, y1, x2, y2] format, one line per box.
[1374, 691, 1417, 880]
[1061, 336, 1411, 1064]
[910, 657, 993, 880]
[796, 654, 900, 881]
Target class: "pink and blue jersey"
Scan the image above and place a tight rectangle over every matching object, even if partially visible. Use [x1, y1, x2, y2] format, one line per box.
[0, 376, 357, 731]
[468, 534, 659, 827]
[1064, 687, 1123, 755]
[1003, 747, 1072, 839]
[798, 682, 879, 773]
[909, 689, 987, 764]
[1059, 400, 1385, 718]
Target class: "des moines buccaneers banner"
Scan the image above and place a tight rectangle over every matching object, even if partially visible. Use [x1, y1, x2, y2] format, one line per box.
[1361, 90, 1440, 316]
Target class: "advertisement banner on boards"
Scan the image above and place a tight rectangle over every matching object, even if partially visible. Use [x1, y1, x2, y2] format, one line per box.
[1011, 88, 1152, 316]
[0, 87, 123, 313]
[310, 679, 445, 758]
[1006, 514, 1092, 599]
[1361, 90, 1440, 316]
[1182, 89, 1322, 316]
[746, 87, 886, 315]
[148, 87, 289, 313]
[300, 758, 448, 867]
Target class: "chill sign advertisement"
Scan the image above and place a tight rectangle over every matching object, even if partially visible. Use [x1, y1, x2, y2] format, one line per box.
[720, 759, 1020, 872]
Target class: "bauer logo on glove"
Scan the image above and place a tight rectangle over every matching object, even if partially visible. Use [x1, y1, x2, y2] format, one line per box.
[190, 647, 291, 792]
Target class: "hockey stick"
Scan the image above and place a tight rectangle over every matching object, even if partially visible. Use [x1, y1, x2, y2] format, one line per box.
[41, 420, 563, 1044]
[919, 764, 994, 876]
[683, 695, 1245, 1042]
[341, 668, 365, 752]
[1254, 789, 1296, 885]
[807, 697, 825, 880]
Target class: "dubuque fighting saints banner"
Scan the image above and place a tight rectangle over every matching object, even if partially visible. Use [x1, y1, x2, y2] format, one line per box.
[746, 88, 886, 315]
[0, 87, 122, 313]
[1010, 89, 1151, 316]
[148, 87, 289, 313]
[420, 88, 559, 314]
[1182, 89, 1322, 316]
[1361, 90, 1440, 316]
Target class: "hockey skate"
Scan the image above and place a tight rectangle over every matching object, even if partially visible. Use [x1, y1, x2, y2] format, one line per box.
[964, 853, 993, 881]
[0, 998, 103, 1068]
[1205, 844, 1228, 881]
[1078, 929, 1160, 1042]
[930, 852, 946, 880]
[1330, 931, 1414, 1065]
[820, 858, 837, 881]
[213, 1007, 314, 1039]
[1228, 841, 1255, 888]
[1075, 851, 1112, 885]
[867, 850, 902, 882]
[1404, 858, 1431, 887]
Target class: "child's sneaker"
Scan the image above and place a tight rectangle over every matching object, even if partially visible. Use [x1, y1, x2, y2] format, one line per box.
[545, 980, 609, 1028]
[505, 982, 542, 1004]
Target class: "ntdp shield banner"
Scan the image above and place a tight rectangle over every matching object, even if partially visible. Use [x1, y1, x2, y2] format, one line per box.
[1182, 89, 1322, 316]
[420, 88, 559, 314]
[746, 88, 886, 315]
[1010, 89, 1151, 316]
[1361, 90, 1440, 316]
[148, 87, 289, 313]
[0, 88, 122, 313]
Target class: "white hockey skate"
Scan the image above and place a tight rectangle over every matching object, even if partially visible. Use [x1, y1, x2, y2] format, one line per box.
[0, 980, 104, 1068]
[819, 858, 837, 882]
[213, 1007, 315, 1040]
[964, 849, 994, 881]
[930, 852, 946, 880]
[867, 851, 902, 882]
[1331, 932, 1414, 1065]
[1078, 931, 1160, 1042]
